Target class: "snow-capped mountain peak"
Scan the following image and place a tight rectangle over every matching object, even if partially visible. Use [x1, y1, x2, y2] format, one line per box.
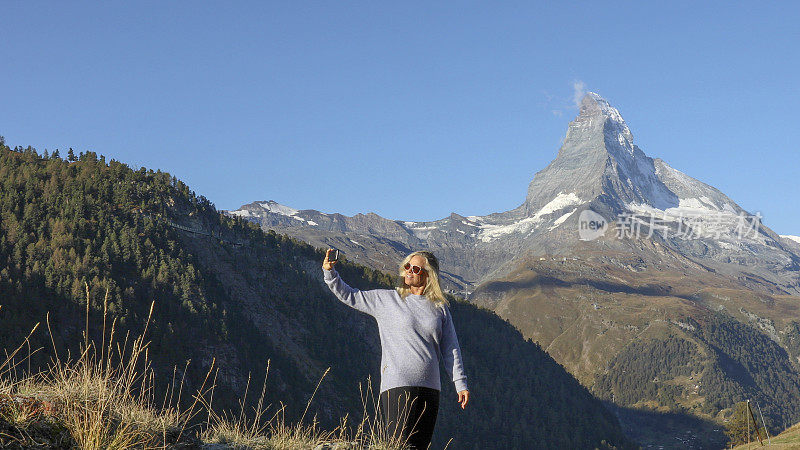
[577, 92, 635, 156]
[523, 92, 676, 215]
[581, 92, 631, 132]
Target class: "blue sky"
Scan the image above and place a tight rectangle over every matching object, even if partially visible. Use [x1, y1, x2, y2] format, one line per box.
[2, 2, 799, 234]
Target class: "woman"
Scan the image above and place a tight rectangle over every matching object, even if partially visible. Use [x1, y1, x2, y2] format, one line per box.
[322, 249, 469, 449]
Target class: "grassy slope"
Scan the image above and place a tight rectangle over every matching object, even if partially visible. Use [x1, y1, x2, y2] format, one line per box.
[733, 422, 800, 449]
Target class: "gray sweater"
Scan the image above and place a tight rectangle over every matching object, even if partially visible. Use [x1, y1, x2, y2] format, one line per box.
[324, 268, 468, 394]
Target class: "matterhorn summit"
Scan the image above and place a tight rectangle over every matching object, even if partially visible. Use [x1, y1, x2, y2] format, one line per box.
[522, 92, 678, 217]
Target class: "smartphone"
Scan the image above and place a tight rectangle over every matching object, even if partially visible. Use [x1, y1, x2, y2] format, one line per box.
[329, 249, 339, 262]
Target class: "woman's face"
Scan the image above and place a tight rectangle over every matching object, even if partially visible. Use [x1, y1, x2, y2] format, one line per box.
[404, 255, 428, 289]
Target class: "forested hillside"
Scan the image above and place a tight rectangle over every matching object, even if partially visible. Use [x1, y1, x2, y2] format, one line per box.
[0, 143, 631, 449]
[595, 314, 800, 424]
[593, 313, 800, 447]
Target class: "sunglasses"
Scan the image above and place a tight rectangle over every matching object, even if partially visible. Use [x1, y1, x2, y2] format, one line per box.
[403, 263, 426, 274]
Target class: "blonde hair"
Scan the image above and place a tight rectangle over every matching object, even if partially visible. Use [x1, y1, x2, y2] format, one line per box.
[396, 251, 448, 306]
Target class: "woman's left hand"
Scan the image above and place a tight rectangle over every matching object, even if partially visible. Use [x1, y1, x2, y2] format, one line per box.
[322, 248, 337, 271]
[457, 390, 469, 409]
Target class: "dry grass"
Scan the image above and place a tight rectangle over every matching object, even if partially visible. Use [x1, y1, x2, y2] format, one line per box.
[199, 367, 418, 449]
[0, 289, 202, 449]
[198, 360, 331, 449]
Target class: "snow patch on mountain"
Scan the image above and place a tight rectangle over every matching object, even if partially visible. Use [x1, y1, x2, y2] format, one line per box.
[549, 208, 578, 231]
[782, 235, 800, 245]
[538, 192, 583, 216]
[626, 198, 767, 244]
[628, 197, 727, 217]
[259, 201, 299, 216]
[402, 222, 439, 240]
[477, 192, 583, 242]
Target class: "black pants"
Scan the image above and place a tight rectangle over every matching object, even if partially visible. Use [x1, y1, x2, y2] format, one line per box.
[379, 386, 440, 450]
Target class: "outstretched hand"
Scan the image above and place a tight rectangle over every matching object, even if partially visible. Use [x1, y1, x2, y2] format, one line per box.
[322, 248, 337, 271]
[458, 390, 469, 409]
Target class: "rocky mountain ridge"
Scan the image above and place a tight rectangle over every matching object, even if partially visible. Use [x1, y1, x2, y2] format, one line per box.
[227, 93, 800, 299]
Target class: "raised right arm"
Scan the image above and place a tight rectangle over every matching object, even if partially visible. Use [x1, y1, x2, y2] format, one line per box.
[323, 268, 383, 316]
